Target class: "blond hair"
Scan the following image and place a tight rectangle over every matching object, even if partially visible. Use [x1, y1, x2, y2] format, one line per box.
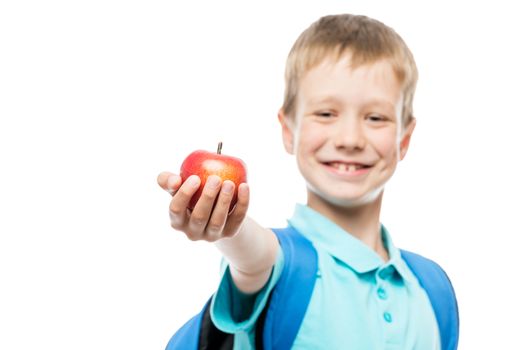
[282, 14, 418, 128]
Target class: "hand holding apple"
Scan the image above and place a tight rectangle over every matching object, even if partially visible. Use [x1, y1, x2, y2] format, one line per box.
[180, 142, 248, 212]
[157, 143, 249, 242]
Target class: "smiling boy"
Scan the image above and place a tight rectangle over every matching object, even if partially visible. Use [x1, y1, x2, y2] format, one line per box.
[159, 14, 458, 349]
[280, 54, 415, 261]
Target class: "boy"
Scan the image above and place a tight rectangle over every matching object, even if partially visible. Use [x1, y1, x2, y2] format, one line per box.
[158, 14, 457, 349]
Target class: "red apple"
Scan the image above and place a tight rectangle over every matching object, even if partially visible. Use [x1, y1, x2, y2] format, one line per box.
[180, 142, 247, 211]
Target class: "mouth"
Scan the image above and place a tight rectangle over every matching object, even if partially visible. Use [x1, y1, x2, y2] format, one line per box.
[323, 161, 372, 172]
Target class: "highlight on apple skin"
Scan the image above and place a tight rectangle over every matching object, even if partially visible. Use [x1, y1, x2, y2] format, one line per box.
[180, 142, 248, 211]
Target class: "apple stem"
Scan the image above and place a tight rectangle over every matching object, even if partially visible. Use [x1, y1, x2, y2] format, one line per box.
[217, 141, 223, 155]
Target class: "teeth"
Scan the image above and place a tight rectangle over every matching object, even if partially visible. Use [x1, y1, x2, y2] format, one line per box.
[331, 162, 364, 172]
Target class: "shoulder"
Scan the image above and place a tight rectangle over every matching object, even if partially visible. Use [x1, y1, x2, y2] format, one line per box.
[400, 250, 460, 350]
[271, 226, 319, 270]
[400, 248, 459, 300]
[400, 249, 451, 282]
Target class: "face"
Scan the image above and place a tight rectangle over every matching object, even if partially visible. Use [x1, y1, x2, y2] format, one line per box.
[279, 55, 416, 210]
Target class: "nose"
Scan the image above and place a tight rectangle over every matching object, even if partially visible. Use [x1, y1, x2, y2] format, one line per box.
[334, 116, 365, 151]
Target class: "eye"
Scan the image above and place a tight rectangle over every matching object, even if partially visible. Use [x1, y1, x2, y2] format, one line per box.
[367, 114, 386, 122]
[314, 111, 336, 118]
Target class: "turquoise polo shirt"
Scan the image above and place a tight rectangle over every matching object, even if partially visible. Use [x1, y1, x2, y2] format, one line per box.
[210, 204, 441, 349]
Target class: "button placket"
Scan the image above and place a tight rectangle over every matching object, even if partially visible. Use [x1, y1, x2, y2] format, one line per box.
[376, 266, 396, 327]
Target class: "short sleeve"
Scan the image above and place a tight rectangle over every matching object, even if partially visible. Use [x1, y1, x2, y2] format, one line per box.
[210, 246, 285, 336]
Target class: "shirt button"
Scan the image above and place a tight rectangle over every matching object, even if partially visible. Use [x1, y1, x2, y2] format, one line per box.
[383, 312, 393, 323]
[377, 287, 388, 300]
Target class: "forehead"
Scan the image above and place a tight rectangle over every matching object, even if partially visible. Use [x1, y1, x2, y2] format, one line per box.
[298, 55, 403, 110]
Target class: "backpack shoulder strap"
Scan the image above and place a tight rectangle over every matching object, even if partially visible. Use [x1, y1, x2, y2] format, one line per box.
[165, 299, 208, 350]
[259, 226, 318, 350]
[165, 297, 234, 350]
[400, 249, 460, 350]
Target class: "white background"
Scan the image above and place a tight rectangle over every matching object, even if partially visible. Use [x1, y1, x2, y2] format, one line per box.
[1, 0, 523, 349]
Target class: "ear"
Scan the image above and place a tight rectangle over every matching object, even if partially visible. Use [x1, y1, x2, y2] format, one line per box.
[278, 108, 295, 155]
[399, 118, 416, 161]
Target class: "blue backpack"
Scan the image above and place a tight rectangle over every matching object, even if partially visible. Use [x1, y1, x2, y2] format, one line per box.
[166, 226, 459, 350]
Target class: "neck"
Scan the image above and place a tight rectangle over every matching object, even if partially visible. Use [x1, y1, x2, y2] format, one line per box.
[307, 191, 389, 261]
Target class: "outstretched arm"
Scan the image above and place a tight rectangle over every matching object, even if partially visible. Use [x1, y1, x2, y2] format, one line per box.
[158, 171, 279, 293]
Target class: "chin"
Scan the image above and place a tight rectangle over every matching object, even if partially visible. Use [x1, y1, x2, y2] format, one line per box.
[307, 182, 385, 209]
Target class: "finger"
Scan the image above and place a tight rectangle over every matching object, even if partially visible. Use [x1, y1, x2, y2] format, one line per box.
[169, 175, 200, 229]
[166, 175, 182, 195]
[205, 180, 235, 241]
[223, 183, 249, 237]
[188, 175, 222, 236]
[157, 172, 181, 195]
[169, 209, 188, 231]
[157, 171, 172, 190]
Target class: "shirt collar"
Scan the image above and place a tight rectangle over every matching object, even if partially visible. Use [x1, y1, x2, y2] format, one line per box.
[288, 203, 414, 282]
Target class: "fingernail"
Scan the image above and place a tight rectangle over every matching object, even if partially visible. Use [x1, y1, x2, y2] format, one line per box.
[222, 181, 234, 194]
[207, 176, 221, 189]
[187, 175, 200, 187]
[167, 175, 178, 190]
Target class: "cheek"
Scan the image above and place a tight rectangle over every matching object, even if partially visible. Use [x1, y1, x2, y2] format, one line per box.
[372, 130, 398, 160]
[296, 123, 324, 152]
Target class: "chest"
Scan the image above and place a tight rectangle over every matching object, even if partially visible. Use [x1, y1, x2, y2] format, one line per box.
[291, 251, 440, 350]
